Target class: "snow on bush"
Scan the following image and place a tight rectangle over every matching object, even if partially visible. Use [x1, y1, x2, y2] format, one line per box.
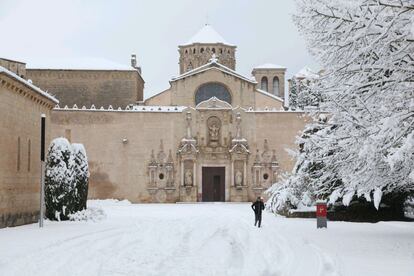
[45, 138, 76, 221]
[73, 143, 90, 211]
[45, 138, 89, 221]
[68, 207, 106, 222]
[268, 0, 414, 214]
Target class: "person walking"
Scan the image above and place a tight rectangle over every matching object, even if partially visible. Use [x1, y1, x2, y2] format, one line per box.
[251, 197, 265, 228]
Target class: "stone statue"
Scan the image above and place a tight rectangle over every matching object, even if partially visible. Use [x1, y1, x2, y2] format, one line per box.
[184, 170, 193, 186]
[209, 123, 220, 141]
[235, 170, 243, 187]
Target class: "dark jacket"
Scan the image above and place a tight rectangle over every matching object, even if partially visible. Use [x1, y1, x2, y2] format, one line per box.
[251, 200, 265, 215]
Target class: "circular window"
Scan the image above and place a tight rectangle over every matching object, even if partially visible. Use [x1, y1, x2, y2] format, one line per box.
[195, 83, 232, 106]
[159, 173, 164, 180]
[263, 173, 269, 180]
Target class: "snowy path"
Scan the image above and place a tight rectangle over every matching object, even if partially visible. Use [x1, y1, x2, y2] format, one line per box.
[0, 201, 413, 276]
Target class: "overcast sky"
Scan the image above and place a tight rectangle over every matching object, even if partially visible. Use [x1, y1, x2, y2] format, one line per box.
[0, 0, 318, 98]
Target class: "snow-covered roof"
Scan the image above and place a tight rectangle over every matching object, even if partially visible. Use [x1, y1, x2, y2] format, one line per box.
[27, 57, 136, 71]
[254, 63, 286, 70]
[0, 65, 59, 103]
[295, 67, 319, 79]
[171, 58, 256, 84]
[181, 24, 235, 46]
[0, 57, 26, 64]
[256, 89, 284, 103]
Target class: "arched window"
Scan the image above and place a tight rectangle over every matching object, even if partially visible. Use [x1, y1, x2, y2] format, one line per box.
[273, 76, 280, 96]
[193, 48, 196, 54]
[195, 83, 232, 106]
[200, 48, 204, 53]
[212, 48, 216, 53]
[185, 49, 188, 55]
[261, 77, 268, 91]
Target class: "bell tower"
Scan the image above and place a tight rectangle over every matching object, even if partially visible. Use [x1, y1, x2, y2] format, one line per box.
[178, 24, 237, 74]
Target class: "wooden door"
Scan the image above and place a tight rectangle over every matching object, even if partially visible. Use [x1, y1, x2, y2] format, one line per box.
[202, 167, 225, 202]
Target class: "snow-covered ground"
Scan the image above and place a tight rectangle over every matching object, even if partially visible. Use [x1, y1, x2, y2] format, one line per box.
[0, 200, 413, 276]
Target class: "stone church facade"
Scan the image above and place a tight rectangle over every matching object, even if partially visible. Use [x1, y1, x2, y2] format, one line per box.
[49, 25, 310, 203]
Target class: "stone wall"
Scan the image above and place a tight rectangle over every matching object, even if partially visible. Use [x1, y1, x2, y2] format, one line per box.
[27, 69, 144, 109]
[50, 108, 185, 203]
[50, 107, 309, 203]
[0, 58, 26, 78]
[0, 73, 55, 228]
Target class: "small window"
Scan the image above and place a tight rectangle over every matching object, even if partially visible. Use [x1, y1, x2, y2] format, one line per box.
[219, 48, 223, 54]
[185, 50, 188, 54]
[212, 48, 216, 53]
[200, 48, 204, 53]
[193, 48, 196, 54]
[159, 173, 164, 180]
[263, 173, 269, 180]
[261, 77, 268, 91]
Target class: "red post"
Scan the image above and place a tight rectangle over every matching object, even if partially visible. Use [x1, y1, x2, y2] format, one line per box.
[316, 200, 327, 228]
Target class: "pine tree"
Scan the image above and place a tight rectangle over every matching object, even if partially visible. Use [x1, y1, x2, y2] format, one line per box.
[288, 79, 299, 110]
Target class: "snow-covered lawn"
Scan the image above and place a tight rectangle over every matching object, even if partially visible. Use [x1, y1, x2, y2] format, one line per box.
[0, 200, 413, 276]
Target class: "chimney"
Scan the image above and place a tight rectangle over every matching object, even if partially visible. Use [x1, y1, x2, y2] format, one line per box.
[131, 54, 137, 68]
[131, 54, 142, 74]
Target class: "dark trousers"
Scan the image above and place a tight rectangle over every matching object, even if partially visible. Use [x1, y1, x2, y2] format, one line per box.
[254, 212, 262, 227]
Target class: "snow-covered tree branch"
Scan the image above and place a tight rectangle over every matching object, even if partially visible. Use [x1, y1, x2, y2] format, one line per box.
[268, 0, 414, 215]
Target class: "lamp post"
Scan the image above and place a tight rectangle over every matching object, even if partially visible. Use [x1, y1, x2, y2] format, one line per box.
[39, 114, 46, 228]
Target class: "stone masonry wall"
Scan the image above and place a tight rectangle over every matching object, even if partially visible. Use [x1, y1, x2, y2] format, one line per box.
[27, 69, 144, 109]
[0, 74, 54, 228]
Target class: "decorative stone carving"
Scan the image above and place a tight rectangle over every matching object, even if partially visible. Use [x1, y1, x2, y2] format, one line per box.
[178, 112, 198, 191]
[228, 112, 249, 190]
[165, 150, 175, 188]
[178, 112, 198, 156]
[252, 149, 263, 188]
[252, 140, 280, 189]
[157, 139, 166, 164]
[229, 112, 249, 155]
[195, 96, 232, 110]
[147, 141, 175, 191]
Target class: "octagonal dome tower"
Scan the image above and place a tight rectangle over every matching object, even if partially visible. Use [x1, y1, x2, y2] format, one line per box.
[178, 24, 236, 74]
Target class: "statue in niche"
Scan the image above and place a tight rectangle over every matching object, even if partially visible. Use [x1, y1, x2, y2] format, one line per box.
[184, 170, 193, 186]
[209, 123, 220, 141]
[207, 116, 221, 147]
[235, 170, 243, 187]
